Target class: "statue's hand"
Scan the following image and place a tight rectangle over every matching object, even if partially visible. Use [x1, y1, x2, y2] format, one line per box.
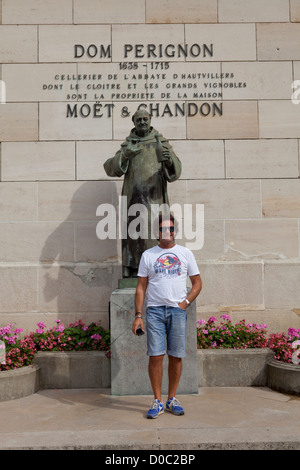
[162, 147, 171, 160]
[158, 145, 171, 163]
[124, 142, 143, 159]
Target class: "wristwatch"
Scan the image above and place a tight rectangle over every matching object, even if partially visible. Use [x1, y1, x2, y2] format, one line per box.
[185, 298, 190, 305]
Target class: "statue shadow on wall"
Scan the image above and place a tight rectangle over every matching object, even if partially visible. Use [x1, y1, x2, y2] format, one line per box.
[39, 181, 121, 326]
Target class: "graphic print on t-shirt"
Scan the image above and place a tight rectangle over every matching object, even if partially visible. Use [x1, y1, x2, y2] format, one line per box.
[153, 252, 182, 278]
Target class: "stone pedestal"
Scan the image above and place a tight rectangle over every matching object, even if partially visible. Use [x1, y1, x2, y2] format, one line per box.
[110, 288, 198, 396]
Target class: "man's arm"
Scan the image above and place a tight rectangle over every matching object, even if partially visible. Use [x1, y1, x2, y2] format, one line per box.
[132, 276, 148, 335]
[178, 274, 202, 310]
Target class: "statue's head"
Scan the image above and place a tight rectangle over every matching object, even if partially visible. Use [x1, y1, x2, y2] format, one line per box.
[132, 109, 151, 136]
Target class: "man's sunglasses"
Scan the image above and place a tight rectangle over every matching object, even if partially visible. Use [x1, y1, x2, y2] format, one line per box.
[159, 226, 175, 233]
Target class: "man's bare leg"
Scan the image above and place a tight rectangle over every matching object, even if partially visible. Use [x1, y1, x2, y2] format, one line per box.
[148, 355, 164, 402]
[168, 355, 182, 400]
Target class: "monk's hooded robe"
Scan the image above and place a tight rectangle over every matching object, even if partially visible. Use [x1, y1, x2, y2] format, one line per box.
[104, 126, 181, 275]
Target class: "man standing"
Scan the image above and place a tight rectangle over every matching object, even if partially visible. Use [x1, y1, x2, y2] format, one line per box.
[103, 109, 181, 278]
[132, 213, 202, 418]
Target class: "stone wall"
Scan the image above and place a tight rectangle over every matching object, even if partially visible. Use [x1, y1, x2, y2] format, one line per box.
[0, 0, 299, 333]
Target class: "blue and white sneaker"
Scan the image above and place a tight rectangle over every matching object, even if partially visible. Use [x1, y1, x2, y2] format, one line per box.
[166, 397, 185, 415]
[147, 399, 164, 419]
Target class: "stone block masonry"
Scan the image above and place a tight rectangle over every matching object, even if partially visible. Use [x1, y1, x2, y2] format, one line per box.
[0, 0, 299, 336]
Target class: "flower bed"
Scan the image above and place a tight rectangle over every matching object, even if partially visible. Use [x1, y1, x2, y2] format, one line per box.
[268, 328, 300, 364]
[29, 319, 111, 390]
[0, 319, 111, 399]
[0, 315, 299, 398]
[196, 314, 269, 350]
[0, 319, 111, 373]
[29, 319, 110, 358]
[196, 315, 300, 392]
[0, 324, 36, 371]
[267, 328, 300, 396]
[196, 315, 272, 386]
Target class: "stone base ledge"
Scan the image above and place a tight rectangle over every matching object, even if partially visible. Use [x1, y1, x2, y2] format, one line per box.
[34, 351, 111, 390]
[267, 358, 300, 396]
[0, 364, 40, 402]
[3, 349, 299, 401]
[35, 348, 274, 390]
[198, 348, 274, 387]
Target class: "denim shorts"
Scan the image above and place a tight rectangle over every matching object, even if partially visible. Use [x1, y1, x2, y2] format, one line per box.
[146, 306, 187, 358]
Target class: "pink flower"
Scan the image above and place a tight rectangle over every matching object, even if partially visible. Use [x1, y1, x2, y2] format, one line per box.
[91, 334, 101, 341]
[13, 328, 23, 335]
[208, 316, 217, 323]
[288, 328, 300, 338]
[220, 313, 231, 321]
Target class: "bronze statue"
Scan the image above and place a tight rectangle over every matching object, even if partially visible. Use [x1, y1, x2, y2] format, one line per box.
[104, 109, 181, 277]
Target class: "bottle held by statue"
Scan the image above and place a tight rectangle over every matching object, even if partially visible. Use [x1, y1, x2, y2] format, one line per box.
[155, 134, 169, 163]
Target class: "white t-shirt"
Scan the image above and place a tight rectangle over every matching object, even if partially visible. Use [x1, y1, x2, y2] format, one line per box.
[137, 244, 200, 307]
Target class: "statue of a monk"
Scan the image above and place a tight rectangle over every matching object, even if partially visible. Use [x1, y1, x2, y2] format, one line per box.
[103, 109, 182, 277]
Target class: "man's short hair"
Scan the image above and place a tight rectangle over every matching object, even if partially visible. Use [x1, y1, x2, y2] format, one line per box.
[152, 211, 179, 239]
[159, 212, 178, 229]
